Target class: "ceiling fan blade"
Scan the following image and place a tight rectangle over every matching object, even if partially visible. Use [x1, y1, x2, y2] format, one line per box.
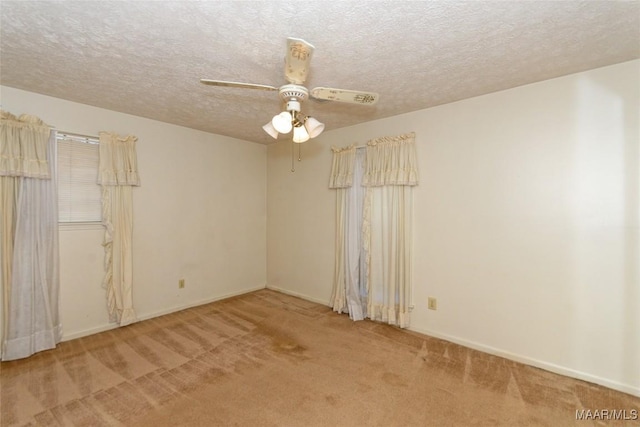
[284, 38, 315, 85]
[310, 87, 379, 105]
[200, 79, 278, 91]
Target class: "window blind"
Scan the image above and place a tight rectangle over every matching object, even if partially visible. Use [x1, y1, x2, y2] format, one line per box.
[57, 133, 101, 223]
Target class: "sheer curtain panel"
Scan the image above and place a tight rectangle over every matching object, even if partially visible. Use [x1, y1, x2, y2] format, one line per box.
[329, 145, 355, 314]
[329, 145, 368, 320]
[0, 110, 62, 360]
[98, 131, 140, 327]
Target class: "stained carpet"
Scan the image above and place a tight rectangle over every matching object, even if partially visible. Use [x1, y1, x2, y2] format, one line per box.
[1, 289, 638, 426]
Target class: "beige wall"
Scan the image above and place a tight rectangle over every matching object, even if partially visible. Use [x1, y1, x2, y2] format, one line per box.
[1, 86, 267, 339]
[267, 60, 640, 396]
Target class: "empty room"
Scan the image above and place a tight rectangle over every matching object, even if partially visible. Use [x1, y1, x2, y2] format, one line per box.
[1, 1, 639, 425]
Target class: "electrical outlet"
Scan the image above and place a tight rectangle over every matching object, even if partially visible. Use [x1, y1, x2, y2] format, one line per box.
[428, 297, 437, 310]
[179, 279, 185, 289]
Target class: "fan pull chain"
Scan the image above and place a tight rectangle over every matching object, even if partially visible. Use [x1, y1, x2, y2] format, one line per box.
[290, 141, 303, 173]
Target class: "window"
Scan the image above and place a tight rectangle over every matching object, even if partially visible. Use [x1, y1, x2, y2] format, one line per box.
[56, 132, 101, 223]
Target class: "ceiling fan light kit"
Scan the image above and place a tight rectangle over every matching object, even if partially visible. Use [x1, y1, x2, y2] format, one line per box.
[200, 37, 378, 145]
[266, 95, 325, 143]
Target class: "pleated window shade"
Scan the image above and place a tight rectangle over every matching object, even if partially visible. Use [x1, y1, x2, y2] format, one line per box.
[57, 134, 101, 223]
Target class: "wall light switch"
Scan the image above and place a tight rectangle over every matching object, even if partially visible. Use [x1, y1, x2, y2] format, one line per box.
[428, 297, 437, 310]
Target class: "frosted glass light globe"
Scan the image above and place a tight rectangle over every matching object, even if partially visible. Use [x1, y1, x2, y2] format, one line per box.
[272, 112, 293, 134]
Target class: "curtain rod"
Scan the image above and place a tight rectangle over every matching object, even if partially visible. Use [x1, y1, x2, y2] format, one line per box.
[57, 130, 99, 140]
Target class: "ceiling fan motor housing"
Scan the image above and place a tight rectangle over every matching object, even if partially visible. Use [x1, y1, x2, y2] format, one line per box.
[280, 84, 308, 112]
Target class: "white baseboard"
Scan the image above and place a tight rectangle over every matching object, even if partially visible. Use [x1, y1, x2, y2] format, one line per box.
[265, 284, 331, 306]
[61, 285, 267, 342]
[408, 326, 640, 398]
[61, 323, 120, 341]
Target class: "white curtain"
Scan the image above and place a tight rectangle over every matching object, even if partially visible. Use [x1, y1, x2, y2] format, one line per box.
[329, 146, 368, 321]
[363, 133, 418, 328]
[365, 185, 413, 327]
[330, 132, 418, 328]
[329, 145, 354, 314]
[98, 131, 140, 327]
[0, 110, 62, 360]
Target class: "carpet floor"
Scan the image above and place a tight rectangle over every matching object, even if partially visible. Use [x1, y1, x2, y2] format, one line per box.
[1, 289, 638, 426]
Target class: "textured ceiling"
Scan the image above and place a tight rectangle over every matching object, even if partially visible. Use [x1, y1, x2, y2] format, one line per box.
[1, 1, 639, 144]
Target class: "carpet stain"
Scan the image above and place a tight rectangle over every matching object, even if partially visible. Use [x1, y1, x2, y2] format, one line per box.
[382, 372, 408, 387]
[325, 394, 338, 406]
[273, 341, 306, 355]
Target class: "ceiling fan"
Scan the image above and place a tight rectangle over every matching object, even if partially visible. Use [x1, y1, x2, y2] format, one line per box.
[200, 37, 379, 143]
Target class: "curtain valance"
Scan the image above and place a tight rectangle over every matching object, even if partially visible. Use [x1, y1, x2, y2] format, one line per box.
[0, 110, 51, 179]
[98, 132, 140, 186]
[328, 144, 356, 189]
[329, 132, 419, 189]
[363, 132, 418, 186]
